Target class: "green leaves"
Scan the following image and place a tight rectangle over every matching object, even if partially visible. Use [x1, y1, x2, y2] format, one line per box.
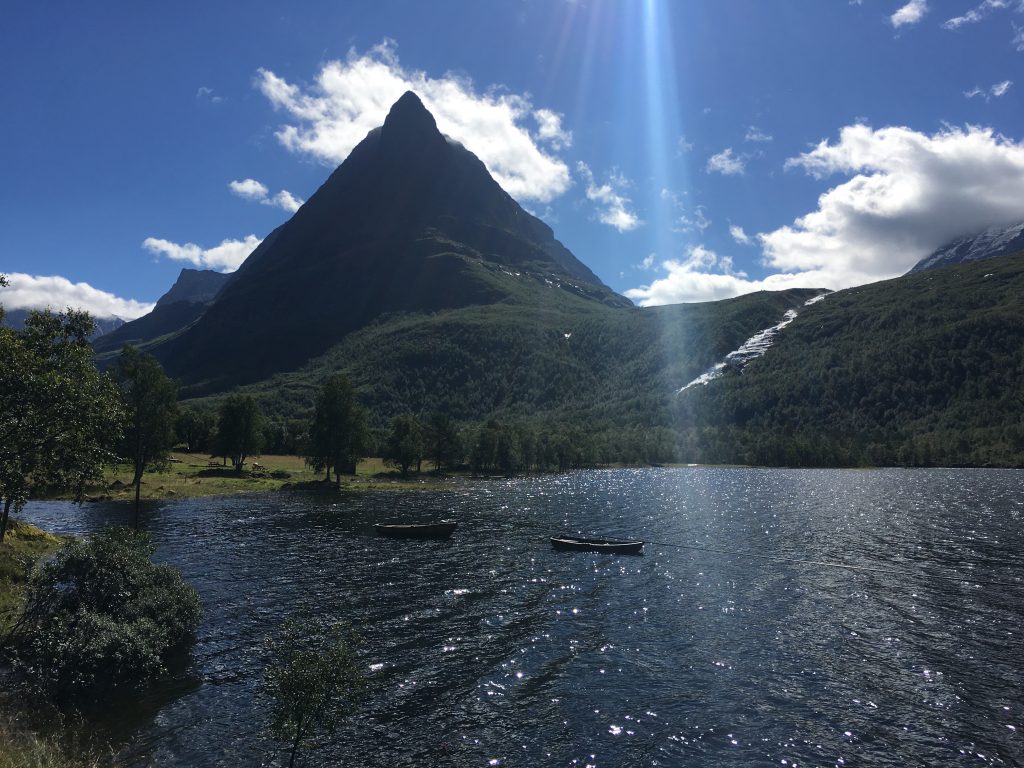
[0, 309, 124, 537]
[7, 527, 201, 703]
[263, 613, 365, 765]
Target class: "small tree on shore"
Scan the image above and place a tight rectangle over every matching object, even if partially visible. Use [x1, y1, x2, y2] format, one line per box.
[214, 395, 265, 471]
[424, 411, 460, 472]
[0, 309, 123, 541]
[382, 414, 424, 477]
[263, 613, 365, 768]
[116, 346, 178, 527]
[306, 375, 369, 487]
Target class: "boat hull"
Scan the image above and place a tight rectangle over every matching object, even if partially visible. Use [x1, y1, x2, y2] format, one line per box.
[550, 536, 644, 555]
[375, 521, 458, 540]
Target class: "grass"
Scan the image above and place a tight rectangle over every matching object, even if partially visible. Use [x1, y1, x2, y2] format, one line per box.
[0, 718, 107, 768]
[0, 520, 63, 636]
[61, 453, 452, 504]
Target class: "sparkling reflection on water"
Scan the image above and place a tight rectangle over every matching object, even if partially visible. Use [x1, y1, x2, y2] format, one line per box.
[20, 468, 1024, 767]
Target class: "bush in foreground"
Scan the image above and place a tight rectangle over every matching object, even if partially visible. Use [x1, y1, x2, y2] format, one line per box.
[6, 528, 201, 704]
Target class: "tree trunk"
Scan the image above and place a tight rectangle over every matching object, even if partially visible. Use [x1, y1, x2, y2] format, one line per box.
[0, 498, 12, 542]
[133, 463, 144, 529]
[288, 716, 304, 768]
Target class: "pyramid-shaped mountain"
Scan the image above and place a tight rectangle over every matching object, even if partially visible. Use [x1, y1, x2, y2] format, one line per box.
[148, 91, 627, 390]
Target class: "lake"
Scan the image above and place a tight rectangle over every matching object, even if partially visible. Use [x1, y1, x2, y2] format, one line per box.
[19, 468, 1024, 767]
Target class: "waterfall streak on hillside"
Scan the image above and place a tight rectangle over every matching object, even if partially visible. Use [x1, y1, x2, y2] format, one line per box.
[679, 294, 826, 393]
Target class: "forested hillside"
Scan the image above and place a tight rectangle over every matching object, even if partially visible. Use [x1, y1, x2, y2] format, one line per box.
[676, 252, 1024, 467]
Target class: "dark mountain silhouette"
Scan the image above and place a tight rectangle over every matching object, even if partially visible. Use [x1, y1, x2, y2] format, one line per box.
[93, 268, 229, 356]
[145, 91, 626, 391]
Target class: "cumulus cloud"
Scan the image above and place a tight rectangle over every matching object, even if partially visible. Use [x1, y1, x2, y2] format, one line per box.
[730, 225, 752, 245]
[762, 123, 1024, 285]
[744, 126, 773, 143]
[533, 109, 572, 150]
[677, 136, 694, 154]
[256, 39, 571, 203]
[891, 0, 928, 28]
[943, 0, 1010, 29]
[229, 178, 303, 212]
[625, 245, 823, 305]
[706, 147, 745, 175]
[143, 235, 262, 272]
[577, 162, 642, 232]
[0, 273, 154, 320]
[628, 122, 1024, 306]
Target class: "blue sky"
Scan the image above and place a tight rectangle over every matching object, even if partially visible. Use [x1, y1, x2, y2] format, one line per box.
[3, 0, 1024, 318]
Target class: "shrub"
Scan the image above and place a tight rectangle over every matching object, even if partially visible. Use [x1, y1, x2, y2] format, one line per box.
[6, 528, 201, 703]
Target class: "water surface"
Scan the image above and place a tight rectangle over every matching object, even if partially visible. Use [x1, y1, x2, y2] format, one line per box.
[20, 468, 1024, 766]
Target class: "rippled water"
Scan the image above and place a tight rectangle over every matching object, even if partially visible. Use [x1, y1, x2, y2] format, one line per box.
[19, 468, 1024, 767]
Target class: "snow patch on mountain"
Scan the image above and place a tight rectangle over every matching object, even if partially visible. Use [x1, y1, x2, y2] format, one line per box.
[909, 221, 1024, 274]
[678, 294, 827, 393]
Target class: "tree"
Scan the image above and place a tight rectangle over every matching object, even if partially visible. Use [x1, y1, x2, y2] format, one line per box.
[424, 411, 460, 472]
[6, 527, 201, 702]
[214, 395, 265, 471]
[116, 346, 179, 527]
[0, 309, 123, 541]
[263, 613, 364, 768]
[306, 375, 369, 487]
[382, 414, 424, 477]
[176, 406, 215, 453]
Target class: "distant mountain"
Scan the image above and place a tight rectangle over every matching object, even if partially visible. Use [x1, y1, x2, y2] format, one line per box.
[155, 268, 230, 308]
[908, 221, 1024, 273]
[3, 308, 124, 340]
[679, 252, 1024, 467]
[144, 92, 629, 392]
[93, 268, 228, 356]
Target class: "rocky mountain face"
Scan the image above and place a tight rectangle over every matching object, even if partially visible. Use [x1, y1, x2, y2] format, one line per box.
[155, 268, 230, 308]
[135, 92, 627, 391]
[93, 269, 229, 357]
[908, 221, 1024, 273]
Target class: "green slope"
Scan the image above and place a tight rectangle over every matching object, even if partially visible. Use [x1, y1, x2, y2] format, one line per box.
[677, 252, 1024, 467]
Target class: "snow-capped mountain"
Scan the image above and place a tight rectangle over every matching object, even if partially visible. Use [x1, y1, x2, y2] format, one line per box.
[908, 221, 1024, 274]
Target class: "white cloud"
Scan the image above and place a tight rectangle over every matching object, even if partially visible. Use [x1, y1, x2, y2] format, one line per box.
[228, 178, 303, 212]
[533, 109, 573, 150]
[891, 0, 928, 28]
[706, 147, 745, 175]
[577, 162, 642, 232]
[629, 122, 1024, 306]
[677, 136, 694, 154]
[762, 123, 1024, 285]
[0, 273, 154, 320]
[744, 126, 773, 143]
[142, 235, 262, 272]
[964, 80, 1013, 100]
[661, 189, 710, 233]
[196, 86, 223, 104]
[1014, 22, 1024, 50]
[991, 79, 1014, 96]
[730, 225, 752, 245]
[256, 39, 571, 203]
[625, 245, 820, 305]
[943, 0, 1009, 29]
[228, 178, 269, 200]
[637, 253, 656, 271]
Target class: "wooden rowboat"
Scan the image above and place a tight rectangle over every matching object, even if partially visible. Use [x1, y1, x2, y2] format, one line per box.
[550, 536, 644, 555]
[375, 520, 458, 539]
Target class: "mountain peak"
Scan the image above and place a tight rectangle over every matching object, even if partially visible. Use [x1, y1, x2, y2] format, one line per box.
[381, 91, 441, 145]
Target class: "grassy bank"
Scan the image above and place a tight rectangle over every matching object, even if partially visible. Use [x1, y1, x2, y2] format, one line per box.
[0, 523, 100, 768]
[59, 453, 452, 503]
[0, 520, 63, 635]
